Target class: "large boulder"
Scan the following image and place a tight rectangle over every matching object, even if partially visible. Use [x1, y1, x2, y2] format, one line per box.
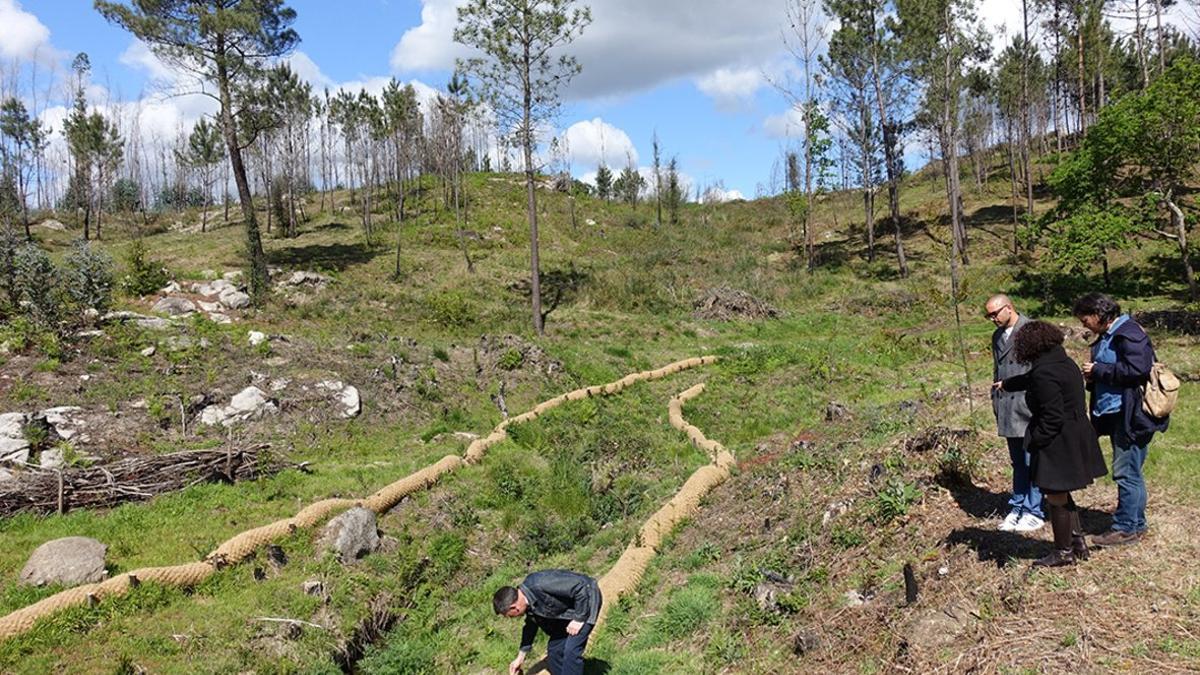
[20, 537, 108, 587]
[152, 296, 197, 316]
[319, 507, 379, 562]
[199, 386, 278, 427]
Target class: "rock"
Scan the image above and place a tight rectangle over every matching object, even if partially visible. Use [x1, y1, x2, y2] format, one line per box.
[209, 313, 233, 324]
[36, 219, 67, 231]
[248, 331, 268, 346]
[194, 279, 235, 297]
[200, 269, 218, 280]
[152, 296, 197, 316]
[0, 339, 10, 354]
[37, 406, 86, 441]
[197, 300, 223, 313]
[269, 378, 291, 392]
[281, 271, 331, 287]
[160, 281, 182, 294]
[101, 311, 172, 330]
[906, 601, 978, 650]
[844, 589, 866, 607]
[824, 401, 850, 421]
[140, 346, 156, 357]
[219, 289, 251, 310]
[0, 437, 30, 465]
[222, 270, 243, 282]
[0, 467, 14, 483]
[792, 629, 822, 655]
[0, 412, 26, 438]
[20, 537, 108, 587]
[318, 507, 379, 562]
[452, 431, 479, 442]
[316, 381, 361, 419]
[585, 219, 596, 226]
[302, 580, 324, 596]
[199, 386, 278, 427]
[39, 447, 65, 469]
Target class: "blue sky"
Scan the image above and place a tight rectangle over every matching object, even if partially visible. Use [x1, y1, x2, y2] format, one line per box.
[3, 0, 1196, 200]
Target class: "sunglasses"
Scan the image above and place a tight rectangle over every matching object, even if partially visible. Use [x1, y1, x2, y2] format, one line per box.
[985, 306, 1009, 320]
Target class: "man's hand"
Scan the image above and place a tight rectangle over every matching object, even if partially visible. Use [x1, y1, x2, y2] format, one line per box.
[508, 651, 526, 675]
[992, 380, 1004, 392]
[566, 620, 584, 636]
[1082, 362, 1094, 380]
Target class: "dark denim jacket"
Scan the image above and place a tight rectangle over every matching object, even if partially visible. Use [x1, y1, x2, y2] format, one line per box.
[1088, 318, 1169, 444]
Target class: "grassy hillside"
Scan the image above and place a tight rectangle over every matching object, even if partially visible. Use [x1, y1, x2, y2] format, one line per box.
[0, 163, 1197, 673]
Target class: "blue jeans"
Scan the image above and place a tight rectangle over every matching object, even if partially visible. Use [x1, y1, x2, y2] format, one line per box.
[1007, 437, 1043, 519]
[544, 618, 594, 675]
[1108, 425, 1149, 533]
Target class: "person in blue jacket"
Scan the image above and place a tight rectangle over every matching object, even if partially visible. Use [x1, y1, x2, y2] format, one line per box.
[494, 569, 602, 675]
[1073, 293, 1169, 547]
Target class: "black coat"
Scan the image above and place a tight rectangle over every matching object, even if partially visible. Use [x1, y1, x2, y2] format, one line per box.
[1004, 346, 1107, 492]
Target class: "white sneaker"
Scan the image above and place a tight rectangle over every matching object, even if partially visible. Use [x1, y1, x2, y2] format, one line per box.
[998, 509, 1022, 531]
[1012, 512, 1045, 532]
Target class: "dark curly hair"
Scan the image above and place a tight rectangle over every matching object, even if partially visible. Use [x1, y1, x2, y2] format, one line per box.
[1013, 320, 1065, 364]
[1072, 292, 1121, 322]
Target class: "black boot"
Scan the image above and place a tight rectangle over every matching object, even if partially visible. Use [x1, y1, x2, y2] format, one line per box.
[1033, 503, 1076, 568]
[1067, 499, 1088, 561]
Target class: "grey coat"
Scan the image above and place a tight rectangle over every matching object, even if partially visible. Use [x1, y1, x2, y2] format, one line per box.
[992, 314, 1032, 437]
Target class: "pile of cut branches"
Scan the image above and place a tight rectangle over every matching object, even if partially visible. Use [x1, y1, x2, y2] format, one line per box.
[0, 445, 286, 516]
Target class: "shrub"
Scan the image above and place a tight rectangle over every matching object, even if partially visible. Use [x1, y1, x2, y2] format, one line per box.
[63, 238, 114, 313]
[120, 239, 170, 297]
[497, 348, 523, 370]
[872, 478, 922, 523]
[425, 290, 474, 328]
[14, 242, 63, 328]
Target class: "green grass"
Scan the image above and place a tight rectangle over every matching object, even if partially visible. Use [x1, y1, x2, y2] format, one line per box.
[3, 165, 1198, 672]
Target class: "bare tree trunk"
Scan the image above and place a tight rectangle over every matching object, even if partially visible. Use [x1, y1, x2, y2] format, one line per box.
[1153, 0, 1166, 75]
[867, 9, 906, 277]
[1165, 194, 1199, 301]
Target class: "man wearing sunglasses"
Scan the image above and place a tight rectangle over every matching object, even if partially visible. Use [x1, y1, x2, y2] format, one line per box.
[986, 294, 1044, 532]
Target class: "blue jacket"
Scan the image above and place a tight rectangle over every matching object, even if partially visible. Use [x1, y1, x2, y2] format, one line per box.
[1088, 318, 1169, 444]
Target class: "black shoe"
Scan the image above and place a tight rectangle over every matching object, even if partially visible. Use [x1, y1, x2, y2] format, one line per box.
[1071, 535, 1089, 560]
[1033, 549, 1076, 567]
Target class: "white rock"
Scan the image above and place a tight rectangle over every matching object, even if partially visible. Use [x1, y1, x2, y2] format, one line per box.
[317, 381, 361, 419]
[130, 399, 148, 409]
[209, 312, 233, 324]
[282, 271, 331, 287]
[248, 331, 268, 346]
[0, 339, 10, 354]
[39, 447, 65, 470]
[197, 300, 222, 313]
[0, 437, 31, 465]
[36, 218, 67, 231]
[222, 270, 243, 282]
[103, 311, 172, 330]
[269, 378, 291, 392]
[199, 386, 278, 427]
[39, 406, 86, 441]
[140, 346, 156, 357]
[585, 219, 596, 226]
[219, 289, 251, 309]
[844, 590, 866, 607]
[200, 269, 219, 280]
[0, 467, 14, 483]
[152, 296, 197, 316]
[319, 507, 379, 562]
[160, 281, 182, 294]
[79, 374, 90, 381]
[0, 412, 27, 438]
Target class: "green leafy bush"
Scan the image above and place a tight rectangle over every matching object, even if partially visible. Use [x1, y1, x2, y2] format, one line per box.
[425, 290, 474, 327]
[120, 238, 169, 297]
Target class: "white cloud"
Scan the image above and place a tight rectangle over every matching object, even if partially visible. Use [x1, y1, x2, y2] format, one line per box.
[696, 66, 767, 112]
[762, 107, 805, 140]
[0, 0, 59, 64]
[288, 51, 335, 89]
[560, 117, 638, 169]
[119, 40, 178, 84]
[390, 0, 790, 104]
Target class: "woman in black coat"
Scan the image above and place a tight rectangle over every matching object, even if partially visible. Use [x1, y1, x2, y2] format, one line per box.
[997, 321, 1108, 567]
